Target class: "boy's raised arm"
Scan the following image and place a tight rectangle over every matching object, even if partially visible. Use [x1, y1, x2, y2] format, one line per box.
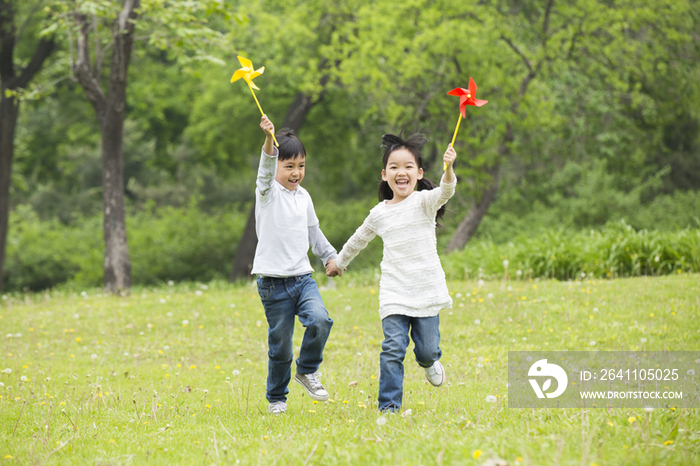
[257, 115, 277, 197]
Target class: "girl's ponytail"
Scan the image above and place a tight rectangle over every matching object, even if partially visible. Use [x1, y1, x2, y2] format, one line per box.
[378, 180, 394, 203]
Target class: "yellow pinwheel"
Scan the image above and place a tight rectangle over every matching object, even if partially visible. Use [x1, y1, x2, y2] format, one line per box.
[231, 55, 278, 146]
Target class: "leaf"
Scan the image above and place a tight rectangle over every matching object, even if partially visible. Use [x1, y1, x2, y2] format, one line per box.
[542, 379, 552, 392]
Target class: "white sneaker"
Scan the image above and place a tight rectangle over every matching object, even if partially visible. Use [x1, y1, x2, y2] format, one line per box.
[424, 361, 446, 387]
[267, 401, 287, 414]
[294, 372, 329, 402]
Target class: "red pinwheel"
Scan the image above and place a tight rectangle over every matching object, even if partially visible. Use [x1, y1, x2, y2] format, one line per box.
[444, 77, 488, 170]
[448, 77, 488, 117]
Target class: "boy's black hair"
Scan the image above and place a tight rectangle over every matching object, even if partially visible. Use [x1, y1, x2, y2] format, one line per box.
[276, 127, 306, 161]
[378, 133, 446, 224]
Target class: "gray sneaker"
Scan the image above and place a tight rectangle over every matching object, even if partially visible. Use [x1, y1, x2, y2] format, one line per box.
[424, 361, 446, 387]
[268, 401, 287, 414]
[294, 371, 329, 402]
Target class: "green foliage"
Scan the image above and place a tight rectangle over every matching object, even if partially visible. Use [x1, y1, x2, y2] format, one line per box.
[3, 205, 248, 291]
[442, 222, 700, 281]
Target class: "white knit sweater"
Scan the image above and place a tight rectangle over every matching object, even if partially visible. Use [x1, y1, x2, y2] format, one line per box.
[337, 177, 456, 319]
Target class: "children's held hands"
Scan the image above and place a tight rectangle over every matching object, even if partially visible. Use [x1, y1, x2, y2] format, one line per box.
[443, 145, 456, 183]
[260, 116, 275, 156]
[325, 259, 344, 277]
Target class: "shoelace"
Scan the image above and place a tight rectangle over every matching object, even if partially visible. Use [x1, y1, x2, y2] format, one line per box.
[304, 372, 323, 390]
[427, 365, 440, 376]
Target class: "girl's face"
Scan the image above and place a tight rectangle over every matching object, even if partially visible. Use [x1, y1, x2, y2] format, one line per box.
[381, 148, 423, 203]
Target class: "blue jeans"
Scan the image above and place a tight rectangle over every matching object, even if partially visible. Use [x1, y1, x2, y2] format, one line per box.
[378, 314, 441, 411]
[257, 274, 333, 403]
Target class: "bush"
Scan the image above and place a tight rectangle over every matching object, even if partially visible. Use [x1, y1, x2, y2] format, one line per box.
[3, 205, 247, 291]
[442, 221, 700, 281]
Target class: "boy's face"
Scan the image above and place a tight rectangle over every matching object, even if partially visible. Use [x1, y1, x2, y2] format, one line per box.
[275, 154, 305, 191]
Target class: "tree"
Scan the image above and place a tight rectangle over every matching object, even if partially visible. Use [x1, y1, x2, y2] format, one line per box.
[53, 0, 232, 293]
[327, 0, 699, 251]
[0, 0, 55, 293]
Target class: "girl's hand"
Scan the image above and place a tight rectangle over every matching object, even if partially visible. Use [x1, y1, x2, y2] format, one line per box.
[326, 259, 344, 277]
[260, 115, 275, 138]
[443, 144, 457, 169]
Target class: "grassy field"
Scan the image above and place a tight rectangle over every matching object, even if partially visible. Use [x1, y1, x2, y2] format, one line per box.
[1, 273, 699, 465]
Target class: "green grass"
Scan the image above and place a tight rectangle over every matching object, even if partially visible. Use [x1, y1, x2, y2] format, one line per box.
[1, 273, 699, 465]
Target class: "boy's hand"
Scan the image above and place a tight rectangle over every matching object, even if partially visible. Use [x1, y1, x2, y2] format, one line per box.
[261, 115, 275, 156]
[325, 259, 344, 277]
[260, 115, 275, 137]
[443, 144, 457, 169]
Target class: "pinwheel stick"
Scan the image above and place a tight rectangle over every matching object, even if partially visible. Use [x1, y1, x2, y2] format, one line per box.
[247, 81, 279, 147]
[445, 113, 462, 170]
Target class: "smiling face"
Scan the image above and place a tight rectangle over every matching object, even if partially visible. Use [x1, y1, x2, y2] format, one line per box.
[382, 148, 423, 204]
[275, 154, 305, 191]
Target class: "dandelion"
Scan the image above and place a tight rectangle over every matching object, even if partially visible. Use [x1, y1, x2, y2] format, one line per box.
[91, 354, 98, 360]
[474, 319, 481, 325]
[627, 417, 635, 423]
[376, 416, 387, 426]
[643, 406, 654, 413]
[345, 305, 352, 311]
[516, 270, 522, 276]
[1, 368, 10, 374]
[589, 341, 596, 346]
[232, 370, 240, 377]
[473, 450, 482, 459]
[195, 291, 202, 296]
[503, 259, 509, 268]
[160, 298, 166, 304]
[485, 395, 497, 403]
[477, 279, 484, 287]
[664, 440, 674, 446]
[640, 338, 647, 343]
[487, 293, 493, 298]
[687, 369, 695, 376]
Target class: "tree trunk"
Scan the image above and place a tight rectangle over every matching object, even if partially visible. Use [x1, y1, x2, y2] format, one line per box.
[0, 93, 17, 293]
[446, 122, 514, 252]
[229, 204, 257, 281]
[74, 0, 139, 294]
[445, 163, 500, 253]
[230, 90, 324, 281]
[0, 1, 55, 292]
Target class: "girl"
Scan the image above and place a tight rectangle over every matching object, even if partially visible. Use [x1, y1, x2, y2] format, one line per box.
[328, 133, 456, 412]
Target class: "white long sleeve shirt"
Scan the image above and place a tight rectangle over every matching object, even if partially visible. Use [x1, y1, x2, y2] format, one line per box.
[336, 177, 456, 319]
[251, 146, 337, 277]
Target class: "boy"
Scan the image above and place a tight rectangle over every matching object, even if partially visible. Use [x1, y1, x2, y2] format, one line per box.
[252, 115, 341, 414]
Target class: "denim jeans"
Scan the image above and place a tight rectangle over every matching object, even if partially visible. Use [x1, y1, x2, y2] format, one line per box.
[257, 274, 333, 403]
[378, 314, 441, 411]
